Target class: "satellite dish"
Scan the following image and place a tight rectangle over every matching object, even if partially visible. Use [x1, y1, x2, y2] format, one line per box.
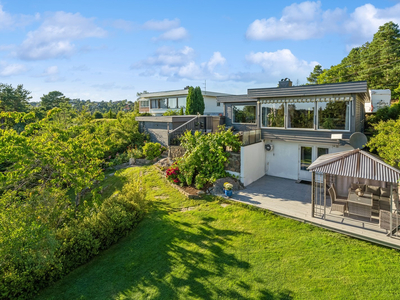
[349, 132, 368, 149]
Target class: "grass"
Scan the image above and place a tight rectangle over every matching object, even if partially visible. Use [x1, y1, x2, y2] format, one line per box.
[36, 166, 400, 300]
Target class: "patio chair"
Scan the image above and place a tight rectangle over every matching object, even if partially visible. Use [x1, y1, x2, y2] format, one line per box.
[379, 210, 400, 235]
[328, 185, 346, 215]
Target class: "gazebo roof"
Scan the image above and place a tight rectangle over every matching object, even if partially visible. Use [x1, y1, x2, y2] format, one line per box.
[308, 149, 400, 183]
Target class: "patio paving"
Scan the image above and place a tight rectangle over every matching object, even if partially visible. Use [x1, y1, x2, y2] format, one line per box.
[231, 175, 400, 249]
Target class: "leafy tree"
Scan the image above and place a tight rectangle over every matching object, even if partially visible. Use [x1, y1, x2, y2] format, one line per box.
[179, 107, 184, 115]
[0, 83, 31, 112]
[176, 126, 241, 189]
[314, 22, 400, 98]
[306, 65, 323, 84]
[104, 109, 116, 119]
[133, 101, 139, 113]
[368, 118, 400, 168]
[40, 91, 69, 111]
[93, 110, 103, 119]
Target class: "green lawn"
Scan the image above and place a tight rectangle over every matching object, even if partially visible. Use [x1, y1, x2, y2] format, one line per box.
[36, 166, 400, 300]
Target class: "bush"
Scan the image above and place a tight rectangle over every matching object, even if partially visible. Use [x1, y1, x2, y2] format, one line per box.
[57, 177, 145, 272]
[163, 110, 179, 116]
[127, 147, 143, 159]
[93, 111, 103, 119]
[0, 177, 146, 299]
[142, 142, 162, 160]
[177, 126, 241, 189]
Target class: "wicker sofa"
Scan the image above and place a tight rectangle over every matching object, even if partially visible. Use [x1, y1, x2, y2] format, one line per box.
[349, 183, 398, 212]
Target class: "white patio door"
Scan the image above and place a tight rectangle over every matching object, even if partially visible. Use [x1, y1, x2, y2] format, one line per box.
[299, 146, 313, 181]
[298, 146, 329, 181]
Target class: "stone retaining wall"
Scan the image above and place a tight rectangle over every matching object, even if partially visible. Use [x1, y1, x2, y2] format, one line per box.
[169, 146, 186, 159]
[225, 151, 240, 173]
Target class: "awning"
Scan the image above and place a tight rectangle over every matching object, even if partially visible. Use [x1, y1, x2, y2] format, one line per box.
[308, 149, 400, 183]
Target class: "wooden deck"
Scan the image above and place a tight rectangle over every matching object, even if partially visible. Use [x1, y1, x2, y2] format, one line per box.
[231, 175, 400, 250]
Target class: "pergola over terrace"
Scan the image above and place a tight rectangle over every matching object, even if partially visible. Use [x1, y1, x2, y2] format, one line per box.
[308, 149, 400, 238]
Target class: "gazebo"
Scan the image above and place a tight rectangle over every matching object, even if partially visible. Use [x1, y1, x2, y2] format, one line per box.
[308, 149, 400, 237]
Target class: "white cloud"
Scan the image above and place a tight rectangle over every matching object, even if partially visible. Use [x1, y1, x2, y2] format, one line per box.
[234, 49, 318, 83]
[0, 61, 27, 76]
[246, 1, 400, 45]
[142, 18, 180, 31]
[156, 27, 189, 41]
[133, 46, 227, 80]
[206, 52, 226, 72]
[40, 65, 65, 82]
[0, 5, 38, 30]
[142, 18, 189, 41]
[344, 3, 400, 44]
[246, 1, 345, 40]
[17, 11, 107, 60]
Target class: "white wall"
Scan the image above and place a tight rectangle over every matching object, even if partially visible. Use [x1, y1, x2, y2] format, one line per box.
[204, 96, 223, 115]
[265, 140, 354, 181]
[265, 140, 298, 180]
[240, 142, 266, 186]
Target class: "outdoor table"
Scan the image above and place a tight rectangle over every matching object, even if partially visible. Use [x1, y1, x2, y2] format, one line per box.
[347, 191, 372, 220]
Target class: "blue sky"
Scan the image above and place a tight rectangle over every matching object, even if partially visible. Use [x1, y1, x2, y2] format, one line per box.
[0, 0, 400, 102]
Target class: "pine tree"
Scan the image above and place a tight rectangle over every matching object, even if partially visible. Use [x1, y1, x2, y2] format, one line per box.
[185, 86, 194, 115]
[306, 65, 323, 84]
[194, 86, 205, 115]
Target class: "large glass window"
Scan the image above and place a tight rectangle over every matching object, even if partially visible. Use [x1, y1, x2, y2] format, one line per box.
[140, 100, 149, 107]
[178, 97, 186, 108]
[168, 98, 178, 109]
[287, 102, 314, 129]
[233, 105, 256, 124]
[151, 99, 158, 109]
[261, 103, 285, 127]
[159, 99, 167, 109]
[317, 147, 329, 157]
[318, 101, 350, 130]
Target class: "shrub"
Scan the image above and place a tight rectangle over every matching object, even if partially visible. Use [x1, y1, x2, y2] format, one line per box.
[163, 110, 180, 116]
[142, 142, 162, 160]
[127, 147, 143, 159]
[93, 111, 103, 119]
[177, 126, 241, 189]
[0, 177, 146, 299]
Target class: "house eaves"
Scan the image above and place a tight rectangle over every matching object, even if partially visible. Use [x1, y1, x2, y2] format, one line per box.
[248, 81, 368, 99]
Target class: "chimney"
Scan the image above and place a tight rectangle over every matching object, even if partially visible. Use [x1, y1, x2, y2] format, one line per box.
[278, 78, 292, 88]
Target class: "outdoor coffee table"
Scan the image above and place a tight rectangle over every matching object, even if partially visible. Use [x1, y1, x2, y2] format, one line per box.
[347, 191, 372, 221]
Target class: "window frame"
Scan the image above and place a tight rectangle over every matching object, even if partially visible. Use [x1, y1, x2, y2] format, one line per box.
[260, 103, 286, 129]
[232, 104, 257, 124]
[316, 100, 351, 132]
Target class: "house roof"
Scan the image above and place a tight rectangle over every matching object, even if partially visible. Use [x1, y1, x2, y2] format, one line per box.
[248, 81, 368, 98]
[138, 89, 231, 100]
[308, 149, 400, 183]
[217, 94, 253, 103]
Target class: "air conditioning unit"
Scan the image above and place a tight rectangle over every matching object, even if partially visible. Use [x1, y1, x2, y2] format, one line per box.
[265, 144, 274, 151]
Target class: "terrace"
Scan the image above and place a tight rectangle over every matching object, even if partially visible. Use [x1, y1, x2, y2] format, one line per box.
[231, 150, 400, 249]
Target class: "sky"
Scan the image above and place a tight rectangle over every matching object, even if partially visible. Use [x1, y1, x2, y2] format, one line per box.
[1, 0, 400, 102]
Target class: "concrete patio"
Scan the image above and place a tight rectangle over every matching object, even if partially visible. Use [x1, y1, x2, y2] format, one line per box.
[231, 175, 400, 250]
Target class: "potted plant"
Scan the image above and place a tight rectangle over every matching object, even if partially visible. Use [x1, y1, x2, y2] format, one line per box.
[223, 182, 233, 197]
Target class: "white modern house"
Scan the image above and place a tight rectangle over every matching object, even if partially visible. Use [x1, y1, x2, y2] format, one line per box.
[138, 88, 231, 116]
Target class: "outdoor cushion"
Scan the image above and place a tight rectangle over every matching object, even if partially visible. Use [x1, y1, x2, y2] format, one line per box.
[380, 187, 391, 198]
[351, 183, 365, 191]
[366, 185, 381, 196]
